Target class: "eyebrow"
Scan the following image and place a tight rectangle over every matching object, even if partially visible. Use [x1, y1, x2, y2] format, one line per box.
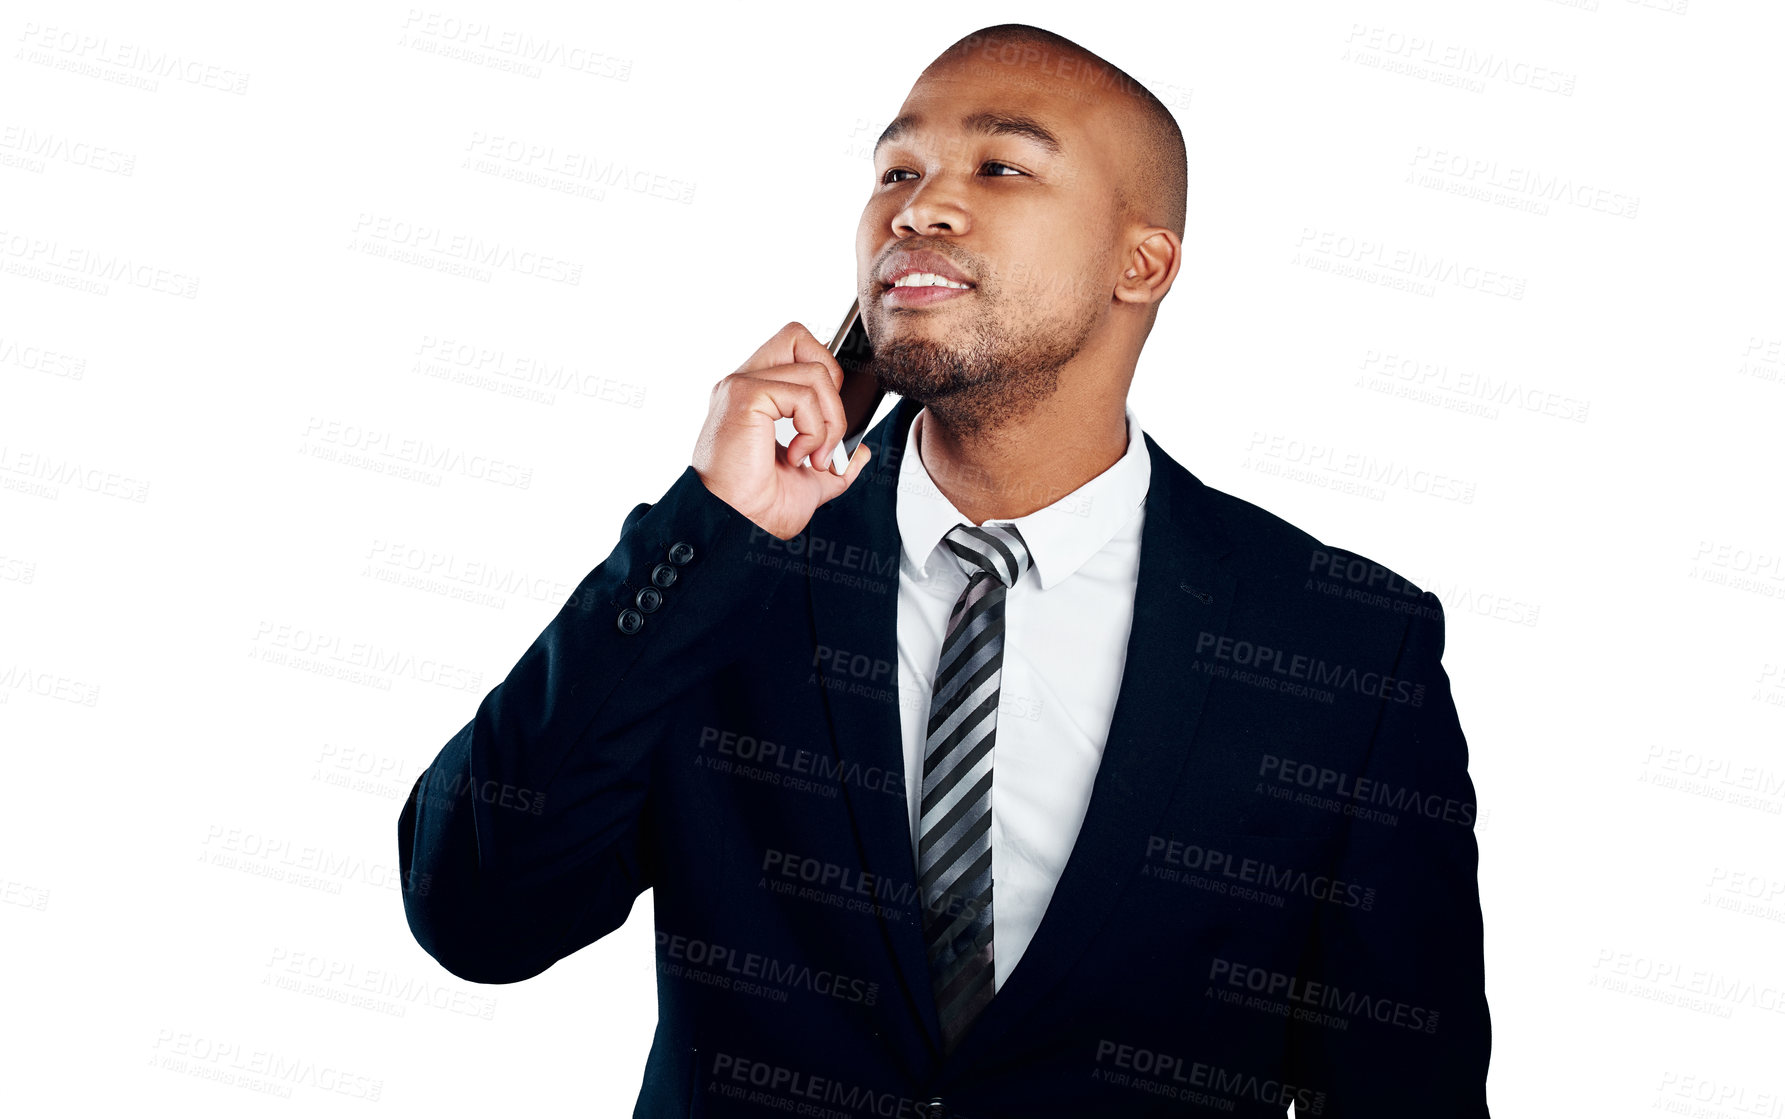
[873, 110, 1065, 159]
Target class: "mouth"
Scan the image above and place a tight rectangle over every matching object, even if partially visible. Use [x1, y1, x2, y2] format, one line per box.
[879, 274, 977, 308]
[877, 248, 978, 308]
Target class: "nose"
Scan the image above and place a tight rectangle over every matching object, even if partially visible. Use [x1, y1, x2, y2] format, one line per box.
[891, 177, 970, 239]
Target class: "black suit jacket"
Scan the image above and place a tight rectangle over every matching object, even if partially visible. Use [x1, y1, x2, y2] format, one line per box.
[398, 395, 1491, 1117]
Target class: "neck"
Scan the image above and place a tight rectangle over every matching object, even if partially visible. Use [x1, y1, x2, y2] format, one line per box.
[915, 389, 1130, 525]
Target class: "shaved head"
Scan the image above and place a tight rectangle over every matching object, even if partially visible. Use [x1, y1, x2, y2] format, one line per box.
[925, 24, 1187, 240]
[855, 21, 1187, 449]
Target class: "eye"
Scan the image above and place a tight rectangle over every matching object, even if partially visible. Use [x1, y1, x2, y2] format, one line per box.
[880, 161, 1028, 185]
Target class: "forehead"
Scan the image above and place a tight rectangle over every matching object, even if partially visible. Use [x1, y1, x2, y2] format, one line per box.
[875, 56, 1117, 163]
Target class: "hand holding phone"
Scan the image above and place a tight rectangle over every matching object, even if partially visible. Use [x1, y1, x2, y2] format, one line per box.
[691, 317, 877, 541]
[796, 298, 886, 475]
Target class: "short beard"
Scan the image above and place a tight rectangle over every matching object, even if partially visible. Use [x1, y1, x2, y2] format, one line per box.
[861, 297, 1099, 441]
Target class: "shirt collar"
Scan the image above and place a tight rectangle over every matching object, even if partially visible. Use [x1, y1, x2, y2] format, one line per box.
[895, 404, 1152, 591]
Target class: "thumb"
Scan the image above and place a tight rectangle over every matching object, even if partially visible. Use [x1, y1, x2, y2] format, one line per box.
[816, 442, 872, 500]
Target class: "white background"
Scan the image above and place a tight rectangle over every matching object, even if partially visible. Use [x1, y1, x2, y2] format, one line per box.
[3, 1, 1782, 1115]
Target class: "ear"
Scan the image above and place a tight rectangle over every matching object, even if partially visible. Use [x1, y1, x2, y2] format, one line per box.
[1114, 228, 1180, 308]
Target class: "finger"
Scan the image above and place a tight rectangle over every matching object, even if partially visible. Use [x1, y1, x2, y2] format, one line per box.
[740, 376, 833, 469]
[736, 322, 842, 389]
[731, 322, 803, 376]
[786, 329, 851, 462]
[816, 442, 872, 500]
[786, 324, 846, 392]
[740, 362, 845, 466]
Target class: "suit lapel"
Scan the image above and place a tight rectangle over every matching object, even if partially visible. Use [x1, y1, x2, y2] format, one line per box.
[807, 399, 1240, 1067]
[942, 427, 1239, 1069]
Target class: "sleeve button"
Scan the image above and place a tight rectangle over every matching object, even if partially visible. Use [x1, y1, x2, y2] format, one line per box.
[667, 541, 695, 565]
[634, 586, 663, 613]
[650, 562, 679, 589]
[615, 608, 645, 634]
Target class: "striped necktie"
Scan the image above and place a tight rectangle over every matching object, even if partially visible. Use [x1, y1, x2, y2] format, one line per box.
[919, 521, 1033, 1055]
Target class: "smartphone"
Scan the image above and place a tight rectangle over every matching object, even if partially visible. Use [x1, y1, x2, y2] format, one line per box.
[786, 297, 889, 475]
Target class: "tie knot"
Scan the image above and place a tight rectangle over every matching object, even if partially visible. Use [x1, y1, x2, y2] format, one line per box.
[942, 522, 1032, 589]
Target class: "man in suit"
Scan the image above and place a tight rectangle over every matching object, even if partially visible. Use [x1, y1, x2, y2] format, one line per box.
[397, 23, 1491, 1118]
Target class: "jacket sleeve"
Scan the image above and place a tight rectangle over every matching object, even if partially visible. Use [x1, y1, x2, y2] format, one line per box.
[397, 465, 794, 983]
[1287, 592, 1492, 1116]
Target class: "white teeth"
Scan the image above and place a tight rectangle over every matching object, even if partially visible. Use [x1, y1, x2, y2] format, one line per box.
[890, 272, 970, 290]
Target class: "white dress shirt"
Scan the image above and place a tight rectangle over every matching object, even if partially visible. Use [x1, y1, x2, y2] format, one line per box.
[894, 405, 1152, 989]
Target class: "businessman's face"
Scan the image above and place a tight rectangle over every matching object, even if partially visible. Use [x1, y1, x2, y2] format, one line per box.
[857, 55, 1128, 422]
